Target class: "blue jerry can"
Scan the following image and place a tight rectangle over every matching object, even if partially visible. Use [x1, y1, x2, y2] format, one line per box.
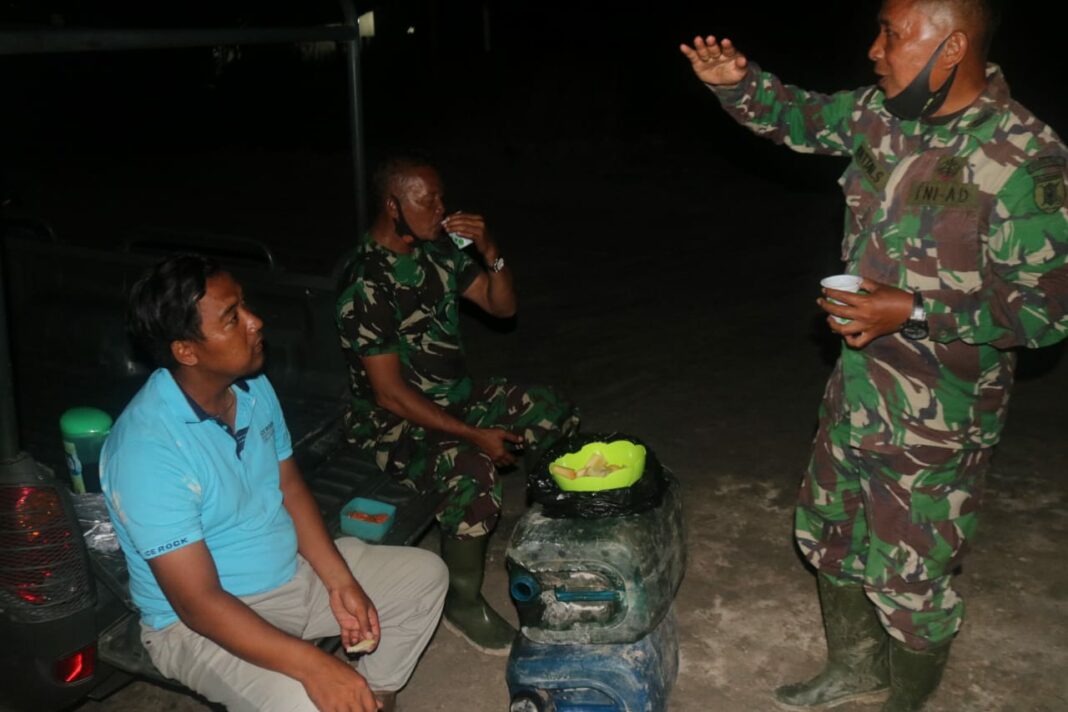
[506, 607, 678, 712]
[506, 471, 686, 645]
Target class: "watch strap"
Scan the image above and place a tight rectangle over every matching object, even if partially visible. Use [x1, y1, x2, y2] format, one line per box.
[901, 290, 929, 340]
[909, 290, 926, 321]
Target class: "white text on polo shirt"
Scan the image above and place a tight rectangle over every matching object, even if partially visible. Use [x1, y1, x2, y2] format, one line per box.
[143, 537, 190, 558]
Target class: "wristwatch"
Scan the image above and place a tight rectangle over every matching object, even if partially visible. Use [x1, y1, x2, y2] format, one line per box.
[488, 256, 505, 273]
[900, 291, 929, 341]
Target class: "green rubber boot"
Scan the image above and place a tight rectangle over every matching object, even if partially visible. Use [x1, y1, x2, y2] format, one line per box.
[880, 639, 951, 712]
[441, 535, 516, 656]
[774, 575, 890, 709]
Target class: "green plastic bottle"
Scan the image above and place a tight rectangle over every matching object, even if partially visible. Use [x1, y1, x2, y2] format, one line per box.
[60, 407, 113, 494]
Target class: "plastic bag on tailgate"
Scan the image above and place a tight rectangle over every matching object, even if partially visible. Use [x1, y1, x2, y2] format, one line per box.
[71, 492, 120, 553]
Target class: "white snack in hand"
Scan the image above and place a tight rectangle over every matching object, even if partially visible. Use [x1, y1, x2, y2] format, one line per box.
[345, 638, 376, 654]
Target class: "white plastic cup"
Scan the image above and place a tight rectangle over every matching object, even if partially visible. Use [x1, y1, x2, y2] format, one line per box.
[820, 274, 863, 324]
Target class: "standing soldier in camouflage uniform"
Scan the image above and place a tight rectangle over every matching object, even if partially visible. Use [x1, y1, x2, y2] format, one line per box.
[336, 157, 580, 655]
[683, 0, 1068, 710]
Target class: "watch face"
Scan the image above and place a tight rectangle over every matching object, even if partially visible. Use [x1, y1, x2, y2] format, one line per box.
[901, 320, 929, 341]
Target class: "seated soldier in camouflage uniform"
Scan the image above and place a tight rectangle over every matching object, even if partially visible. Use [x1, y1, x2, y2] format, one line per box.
[335, 156, 580, 655]
[684, 1, 1068, 710]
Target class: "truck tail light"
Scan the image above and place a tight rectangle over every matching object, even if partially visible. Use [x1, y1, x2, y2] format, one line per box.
[54, 644, 96, 683]
[0, 485, 93, 621]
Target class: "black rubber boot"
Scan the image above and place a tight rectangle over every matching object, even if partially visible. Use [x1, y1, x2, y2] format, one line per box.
[441, 535, 516, 656]
[880, 639, 951, 712]
[774, 575, 890, 709]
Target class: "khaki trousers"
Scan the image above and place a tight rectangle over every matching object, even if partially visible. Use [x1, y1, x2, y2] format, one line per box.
[142, 537, 448, 712]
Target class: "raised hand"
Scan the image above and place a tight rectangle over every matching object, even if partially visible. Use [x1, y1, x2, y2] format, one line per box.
[679, 35, 749, 86]
[442, 212, 490, 253]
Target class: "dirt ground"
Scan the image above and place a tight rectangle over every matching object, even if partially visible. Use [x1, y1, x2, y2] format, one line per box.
[47, 138, 1068, 712]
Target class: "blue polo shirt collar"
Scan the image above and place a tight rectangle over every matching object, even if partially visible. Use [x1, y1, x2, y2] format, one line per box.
[178, 377, 251, 424]
[162, 372, 254, 458]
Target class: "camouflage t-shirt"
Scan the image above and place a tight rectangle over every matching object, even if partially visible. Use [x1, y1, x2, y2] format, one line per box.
[335, 234, 483, 443]
[712, 64, 1068, 451]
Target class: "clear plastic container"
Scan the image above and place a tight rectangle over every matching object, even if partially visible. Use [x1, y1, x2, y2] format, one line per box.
[506, 471, 685, 645]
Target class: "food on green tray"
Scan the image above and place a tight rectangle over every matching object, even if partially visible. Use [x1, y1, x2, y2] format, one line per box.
[550, 463, 577, 479]
[551, 452, 624, 480]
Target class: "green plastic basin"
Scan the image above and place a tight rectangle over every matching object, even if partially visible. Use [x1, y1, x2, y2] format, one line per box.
[550, 440, 646, 492]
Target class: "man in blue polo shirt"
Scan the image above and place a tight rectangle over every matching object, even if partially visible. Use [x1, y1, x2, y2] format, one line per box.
[101, 255, 447, 712]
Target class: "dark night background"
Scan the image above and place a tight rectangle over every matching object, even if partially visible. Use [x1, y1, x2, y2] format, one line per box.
[2, 6, 1067, 710]
[1, 1, 1065, 275]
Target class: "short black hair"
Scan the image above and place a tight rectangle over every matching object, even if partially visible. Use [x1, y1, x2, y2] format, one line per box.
[957, 0, 1000, 55]
[126, 254, 223, 368]
[371, 154, 436, 209]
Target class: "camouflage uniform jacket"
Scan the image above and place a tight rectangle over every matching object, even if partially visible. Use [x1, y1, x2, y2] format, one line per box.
[335, 233, 483, 444]
[711, 64, 1068, 451]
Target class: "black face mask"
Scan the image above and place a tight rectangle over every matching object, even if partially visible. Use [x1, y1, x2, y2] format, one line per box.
[883, 34, 958, 121]
[390, 194, 418, 244]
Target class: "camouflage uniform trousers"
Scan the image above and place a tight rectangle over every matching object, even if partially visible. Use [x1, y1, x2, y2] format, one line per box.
[795, 405, 990, 650]
[365, 377, 580, 540]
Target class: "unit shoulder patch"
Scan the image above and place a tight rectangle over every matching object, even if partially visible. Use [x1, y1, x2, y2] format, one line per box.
[1025, 156, 1066, 175]
[1034, 175, 1066, 214]
[1026, 157, 1066, 214]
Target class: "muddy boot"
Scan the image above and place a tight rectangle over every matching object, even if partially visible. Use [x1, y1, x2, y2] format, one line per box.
[441, 535, 516, 656]
[880, 639, 951, 712]
[774, 574, 890, 708]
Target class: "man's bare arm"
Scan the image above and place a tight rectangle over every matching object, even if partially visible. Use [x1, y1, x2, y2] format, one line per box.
[462, 269, 516, 319]
[442, 211, 516, 317]
[278, 457, 380, 650]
